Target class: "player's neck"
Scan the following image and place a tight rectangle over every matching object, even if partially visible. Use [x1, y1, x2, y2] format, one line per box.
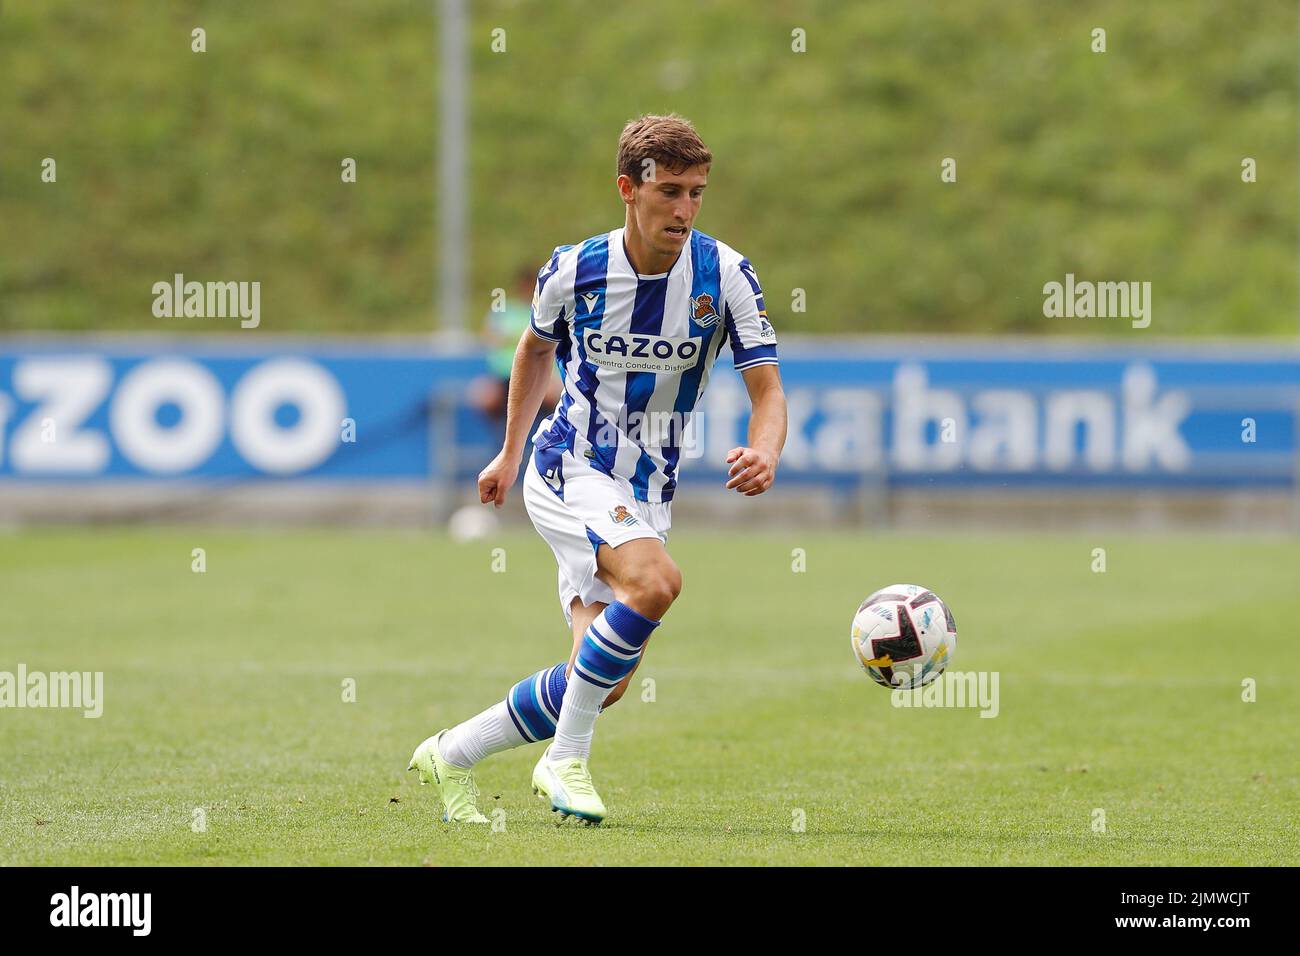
[623, 217, 682, 277]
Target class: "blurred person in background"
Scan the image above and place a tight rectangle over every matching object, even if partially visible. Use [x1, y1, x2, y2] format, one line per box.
[467, 267, 563, 428]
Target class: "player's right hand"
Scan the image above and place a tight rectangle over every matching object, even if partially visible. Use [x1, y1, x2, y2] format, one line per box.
[477, 451, 520, 508]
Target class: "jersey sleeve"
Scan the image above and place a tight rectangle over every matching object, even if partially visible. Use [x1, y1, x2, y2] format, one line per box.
[722, 256, 778, 371]
[528, 247, 569, 342]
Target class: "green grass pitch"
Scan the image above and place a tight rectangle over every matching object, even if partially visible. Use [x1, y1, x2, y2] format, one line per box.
[1, 527, 1296, 866]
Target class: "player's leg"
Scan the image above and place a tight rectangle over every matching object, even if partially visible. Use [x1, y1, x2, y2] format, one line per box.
[459, 593, 624, 762]
[551, 537, 678, 756]
[417, 606, 649, 827]
[520, 452, 676, 822]
[566, 598, 604, 672]
[410, 454, 609, 817]
[590, 496, 674, 710]
[601, 666, 641, 707]
[565, 597, 646, 707]
[426, 595, 595, 793]
[588, 570, 666, 727]
[595, 534, 682, 620]
[533, 536, 679, 822]
[408, 652, 570, 824]
[414, 631, 591, 825]
[409, 463, 582, 823]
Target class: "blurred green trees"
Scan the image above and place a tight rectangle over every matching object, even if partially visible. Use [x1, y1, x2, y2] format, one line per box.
[2, 0, 1294, 335]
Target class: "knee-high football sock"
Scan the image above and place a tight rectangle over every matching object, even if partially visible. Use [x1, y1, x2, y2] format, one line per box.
[550, 602, 659, 761]
[440, 662, 569, 769]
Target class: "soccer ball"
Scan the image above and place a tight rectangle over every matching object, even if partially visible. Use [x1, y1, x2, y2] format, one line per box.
[850, 584, 957, 690]
[447, 504, 499, 543]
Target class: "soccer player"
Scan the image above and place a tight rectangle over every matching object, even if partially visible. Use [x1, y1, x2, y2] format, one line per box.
[409, 114, 788, 825]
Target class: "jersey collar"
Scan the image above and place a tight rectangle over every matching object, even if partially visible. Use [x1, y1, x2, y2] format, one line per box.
[611, 227, 691, 282]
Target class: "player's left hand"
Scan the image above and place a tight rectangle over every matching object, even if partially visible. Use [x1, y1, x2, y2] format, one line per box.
[725, 446, 778, 496]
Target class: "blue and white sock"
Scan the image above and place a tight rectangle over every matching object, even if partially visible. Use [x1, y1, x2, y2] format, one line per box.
[550, 602, 659, 762]
[440, 662, 568, 769]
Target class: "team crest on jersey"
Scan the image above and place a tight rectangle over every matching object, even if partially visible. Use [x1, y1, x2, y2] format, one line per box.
[609, 505, 639, 527]
[689, 293, 721, 328]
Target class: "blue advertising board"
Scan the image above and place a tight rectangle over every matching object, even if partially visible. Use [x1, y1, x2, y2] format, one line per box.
[0, 338, 1295, 489]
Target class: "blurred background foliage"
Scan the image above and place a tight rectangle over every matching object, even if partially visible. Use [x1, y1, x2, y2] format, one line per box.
[1, 0, 1295, 335]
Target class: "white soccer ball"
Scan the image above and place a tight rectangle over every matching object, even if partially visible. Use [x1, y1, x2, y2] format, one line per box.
[448, 505, 499, 543]
[850, 583, 957, 690]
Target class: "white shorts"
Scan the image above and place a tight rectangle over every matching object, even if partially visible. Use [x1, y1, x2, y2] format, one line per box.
[523, 446, 671, 627]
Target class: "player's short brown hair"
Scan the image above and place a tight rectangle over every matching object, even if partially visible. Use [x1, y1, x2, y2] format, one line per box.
[616, 114, 712, 185]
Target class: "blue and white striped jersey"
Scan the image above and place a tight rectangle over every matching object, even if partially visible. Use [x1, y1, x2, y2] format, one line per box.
[529, 227, 778, 503]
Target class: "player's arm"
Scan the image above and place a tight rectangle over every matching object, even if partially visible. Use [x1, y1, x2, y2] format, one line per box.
[721, 254, 785, 495]
[726, 363, 787, 496]
[478, 327, 557, 508]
